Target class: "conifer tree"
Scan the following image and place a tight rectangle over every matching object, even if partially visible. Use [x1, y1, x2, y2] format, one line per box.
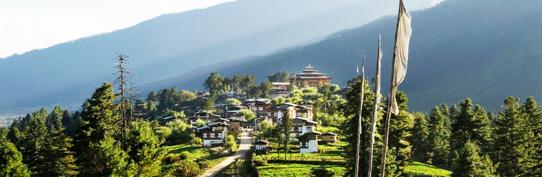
[387, 92, 413, 175]
[75, 83, 127, 176]
[451, 99, 492, 154]
[452, 141, 497, 177]
[40, 106, 78, 176]
[492, 96, 535, 176]
[87, 135, 136, 176]
[522, 97, 542, 176]
[0, 137, 30, 177]
[126, 121, 166, 176]
[19, 108, 49, 175]
[428, 106, 452, 169]
[410, 112, 430, 163]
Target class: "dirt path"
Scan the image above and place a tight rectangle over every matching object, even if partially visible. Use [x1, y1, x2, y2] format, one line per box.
[199, 131, 252, 177]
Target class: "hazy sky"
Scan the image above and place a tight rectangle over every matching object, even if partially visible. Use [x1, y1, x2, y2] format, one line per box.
[0, 0, 233, 58]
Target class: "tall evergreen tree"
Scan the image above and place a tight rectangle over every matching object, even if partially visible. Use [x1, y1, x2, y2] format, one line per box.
[126, 121, 166, 176]
[87, 135, 136, 176]
[492, 96, 535, 176]
[428, 106, 452, 169]
[387, 92, 413, 176]
[75, 83, 127, 176]
[521, 97, 542, 176]
[451, 99, 492, 154]
[452, 141, 497, 177]
[40, 106, 78, 176]
[0, 137, 30, 177]
[410, 112, 430, 163]
[19, 108, 49, 175]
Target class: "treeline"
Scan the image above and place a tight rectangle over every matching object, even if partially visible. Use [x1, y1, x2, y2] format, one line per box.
[343, 77, 542, 177]
[0, 83, 197, 177]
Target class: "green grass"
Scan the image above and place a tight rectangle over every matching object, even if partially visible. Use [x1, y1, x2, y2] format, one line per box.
[257, 163, 345, 177]
[164, 143, 228, 171]
[404, 161, 452, 177]
[164, 144, 209, 160]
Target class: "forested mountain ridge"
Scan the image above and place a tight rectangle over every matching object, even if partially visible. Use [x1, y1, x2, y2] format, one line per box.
[149, 0, 542, 111]
[0, 0, 437, 114]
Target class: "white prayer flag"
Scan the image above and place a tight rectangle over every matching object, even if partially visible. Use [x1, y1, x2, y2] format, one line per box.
[390, 0, 412, 115]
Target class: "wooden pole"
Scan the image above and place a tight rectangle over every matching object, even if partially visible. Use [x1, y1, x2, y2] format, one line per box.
[380, 1, 403, 176]
[367, 34, 382, 177]
[354, 57, 366, 177]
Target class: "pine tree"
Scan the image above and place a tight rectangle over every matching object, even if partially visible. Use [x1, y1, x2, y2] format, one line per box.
[75, 83, 124, 176]
[87, 135, 136, 176]
[452, 141, 497, 177]
[410, 112, 430, 163]
[492, 96, 535, 176]
[126, 121, 166, 176]
[19, 108, 49, 175]
[40, 106, 78, 176]
[521, 97, 542, 176]
[451, 99, 492, 154]
[428, 106, 452, 169]
[387, 92, 413, 176]
[0, 137, 30, 177]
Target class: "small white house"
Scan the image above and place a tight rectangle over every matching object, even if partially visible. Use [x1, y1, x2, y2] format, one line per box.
[197, 122, 229, 147]
[254, 139, 269, 152]
[299, 131, 321, 154]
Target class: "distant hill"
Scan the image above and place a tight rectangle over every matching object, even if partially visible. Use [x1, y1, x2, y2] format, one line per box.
[150, 0, 542, 111]
[0, 0, 438, 114]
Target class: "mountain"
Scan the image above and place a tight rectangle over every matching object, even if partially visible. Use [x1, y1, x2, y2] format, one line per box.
[0, 0, 438, 114]
[150, 0, 542, 111]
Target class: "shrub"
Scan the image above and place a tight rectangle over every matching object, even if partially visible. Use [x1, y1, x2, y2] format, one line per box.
[253, 159, 268, 166]
[173, 160, 201, 177]
[179, 151, 190, 160]
[226, 134, 238, 152]
[192, 137, 203, 146]
[310, 167, 335, 177]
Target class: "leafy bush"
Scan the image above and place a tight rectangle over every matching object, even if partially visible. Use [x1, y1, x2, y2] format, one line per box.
[226, 135, 238, 152]
[173, 160, 201, 177]
[253, 159, 268, 166]
[166, 120, 192, 144]
[310, 167, 335, 177]
[192, 137, 203, 146]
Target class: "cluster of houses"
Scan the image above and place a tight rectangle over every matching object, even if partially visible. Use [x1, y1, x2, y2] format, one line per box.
[185, 65, 338, 154]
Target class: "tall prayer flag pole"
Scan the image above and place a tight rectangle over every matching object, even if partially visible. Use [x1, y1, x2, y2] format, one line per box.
[354, 57, 366, 177]
[380, 0, 412, 176]
[367, 34, 383, 177]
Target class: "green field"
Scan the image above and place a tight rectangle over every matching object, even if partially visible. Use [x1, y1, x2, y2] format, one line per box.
[404, 161, 452, 177]
[257, 163, 345, 177]
[164, 144, 227, 171]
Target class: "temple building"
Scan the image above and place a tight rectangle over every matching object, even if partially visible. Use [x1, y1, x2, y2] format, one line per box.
[289, 65, 332, 88]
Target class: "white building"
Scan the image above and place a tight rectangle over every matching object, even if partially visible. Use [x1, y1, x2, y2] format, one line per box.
[299, 131, 321, 154]
[197, 122, 229, 147]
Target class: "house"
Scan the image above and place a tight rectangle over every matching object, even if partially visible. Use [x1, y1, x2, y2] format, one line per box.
[269, 103, 297, 123]
[289, 65, 332, 88]
[295, 104, 314, 121]
[187, 111, 221, 126]
[198, 122, 229, 147]
[299, 131, 321, 153]
[254, 139, 269, 152]
[244, 98, 272, 118]
[291, 117, 317, 137]
[228, 117, 246, 132]
[320, 132, 338, 143]
[269, 82, 291, 98]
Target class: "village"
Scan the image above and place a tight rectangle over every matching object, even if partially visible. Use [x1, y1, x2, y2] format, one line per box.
[158, 65, 349, 176]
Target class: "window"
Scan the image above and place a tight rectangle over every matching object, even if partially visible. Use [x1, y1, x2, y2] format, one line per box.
[203, 133, 207, 138]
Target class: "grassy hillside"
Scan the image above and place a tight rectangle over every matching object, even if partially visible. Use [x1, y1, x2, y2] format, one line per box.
[154, 0, 542, 111]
